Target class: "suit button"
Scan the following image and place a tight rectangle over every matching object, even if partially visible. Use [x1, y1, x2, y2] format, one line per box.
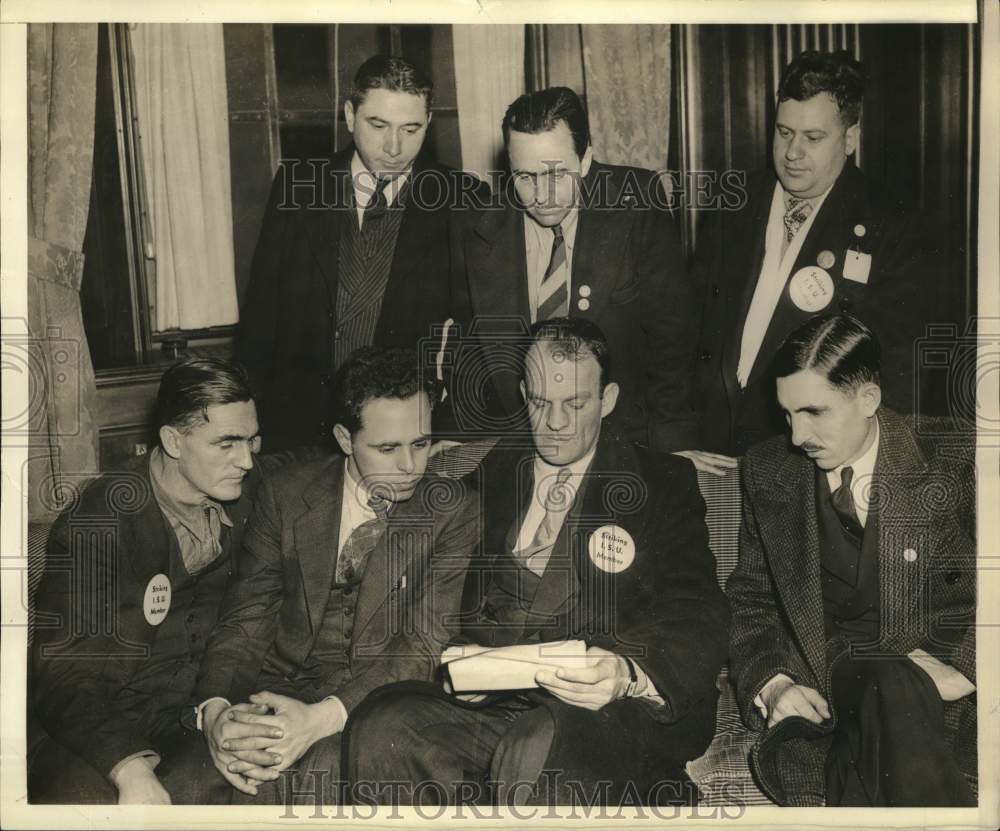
[344, 606, 354, 616]
[903, 548, 918, 562]
[343, 586, 353, 596]
[712, 285, 720, 297]
[945, 570, 961, 585]
[334, 329, 341, 341]
[344, 627, 353, 639]
[700, 350, 712, 362]
[186, 613, 195, 624]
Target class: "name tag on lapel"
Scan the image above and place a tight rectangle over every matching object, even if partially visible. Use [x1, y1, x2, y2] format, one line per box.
[843, 250, 872, 284]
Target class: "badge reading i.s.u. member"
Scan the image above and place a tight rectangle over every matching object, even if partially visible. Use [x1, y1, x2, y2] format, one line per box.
[143, 573, 171, 625]
[788, 266, 834, 312]
[588, 525, 635, 573]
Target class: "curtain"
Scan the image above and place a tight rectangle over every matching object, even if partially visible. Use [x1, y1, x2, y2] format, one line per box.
[131, 24, 239, 331]
[27, 23, 102, 521]
[452, 25, 525, 182]
[581, 25, 671, 172]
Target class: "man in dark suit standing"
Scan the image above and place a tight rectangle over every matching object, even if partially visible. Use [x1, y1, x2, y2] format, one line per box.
[236, 55, 489, 451]
[727, 315, 976, 806]
[189, 347, 480, 805]
[30, 358, 265, 804]
[691, 50, 933, 458]
[345, 318, 729, 806]
[447, 87, 700, 458]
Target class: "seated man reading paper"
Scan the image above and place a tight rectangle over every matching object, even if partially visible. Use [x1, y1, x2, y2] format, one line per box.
[344, 318, 730, 807]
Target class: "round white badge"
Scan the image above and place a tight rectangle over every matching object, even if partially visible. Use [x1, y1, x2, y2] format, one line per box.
[577, 298, 591, 311]
[143, 573, 171, 625]
[588, 525, 635, 573]
[578, 284, 592, 298]
[788, 266, 834, 312]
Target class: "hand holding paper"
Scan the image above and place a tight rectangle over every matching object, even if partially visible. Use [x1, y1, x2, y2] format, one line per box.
[442, 640, 594, 692]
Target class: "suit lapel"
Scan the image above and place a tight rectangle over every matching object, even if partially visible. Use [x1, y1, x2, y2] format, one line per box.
[466, 206, 532, 415]
[302, 150, 353, 312]
[351, 503, 415, 645]
[294, 458, 345, 636]
[756, 450, 828, 682]
[571, 166, 624, 323]
[873, 409, 931, 647]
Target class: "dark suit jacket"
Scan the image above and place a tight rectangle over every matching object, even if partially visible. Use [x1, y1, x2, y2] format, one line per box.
[692, 165, 933, 454]
[235, 146, 490, 450]
[31, 455, 262, 778]
[464, 432, 729, 728]
[448, 162, 699, 453]
[727, 408, 976, 804]
[194, 457, 480, 714]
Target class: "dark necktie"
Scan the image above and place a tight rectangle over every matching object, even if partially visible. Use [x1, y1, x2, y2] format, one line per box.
[335, 495, 389, 584]
[361, 178, 389, 225]
[536, 224, 569, 321]
[783, 196, 813, 243]
[831, 466, 863, 538]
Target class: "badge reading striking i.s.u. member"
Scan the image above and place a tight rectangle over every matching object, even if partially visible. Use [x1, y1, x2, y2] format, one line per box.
[143, 573, 171, 625]
[788, 266, 834, 312]
[589, 525, 635, 573]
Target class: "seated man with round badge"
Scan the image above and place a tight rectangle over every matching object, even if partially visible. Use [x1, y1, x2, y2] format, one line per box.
[30, 358, 267, 804]
[344, 317, 730, 807]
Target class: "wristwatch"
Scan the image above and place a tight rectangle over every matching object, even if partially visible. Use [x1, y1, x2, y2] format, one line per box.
[623, 656, 640, 698]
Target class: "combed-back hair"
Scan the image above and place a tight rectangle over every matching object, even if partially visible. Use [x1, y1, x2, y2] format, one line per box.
[334, 346, 438, 435]
[778, 50, 865, 127]
[772, 314, 881, 391]
[502, 86, 590, 158]
[349, 55, 434, 110]
[153, 358, 255, 445]
[527, 316, 612, 391]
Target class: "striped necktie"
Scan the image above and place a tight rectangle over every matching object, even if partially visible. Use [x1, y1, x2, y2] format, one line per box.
[536, 224, 569, 321]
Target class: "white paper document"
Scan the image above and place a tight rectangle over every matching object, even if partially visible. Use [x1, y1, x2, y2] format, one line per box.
[441, 640, 594, 692]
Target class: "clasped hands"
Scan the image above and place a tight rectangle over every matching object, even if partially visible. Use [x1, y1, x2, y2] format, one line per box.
[202, 691, 342, 795]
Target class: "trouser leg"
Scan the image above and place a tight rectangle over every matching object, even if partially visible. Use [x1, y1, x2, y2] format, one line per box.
[826, 655, 975, 807]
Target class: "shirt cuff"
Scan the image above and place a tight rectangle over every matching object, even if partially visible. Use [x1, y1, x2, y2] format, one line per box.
[196, 696, 231, 732]
[753, 673, 795, 720]
[630, 662, 665, 705]
[321, 696, 349, 734]
[108, 750, 161, 784]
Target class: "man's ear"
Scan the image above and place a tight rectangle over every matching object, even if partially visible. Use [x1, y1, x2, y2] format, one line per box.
[344, 100, 356, 134]
[580, 145, 594, 178]
[845, 122, 860, 157]
[600, 382, 620, 419]
[858, 382, 881, 417]
[333, 424, 354, 457]
[159, 425, 182, 460]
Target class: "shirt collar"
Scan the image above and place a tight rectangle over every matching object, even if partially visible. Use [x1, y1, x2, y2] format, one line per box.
[780, 182, 834, 212]
[148, 448, 232, 536]
[532, 441, 598, 499]
[523, 205, 581, 254]
[827, 415, 880, 494]
[350, 151, 410, 208]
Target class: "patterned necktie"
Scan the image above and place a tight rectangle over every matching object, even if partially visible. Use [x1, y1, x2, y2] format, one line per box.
[361, 177, 389, 226]
[520, 468, 574, 577]
[536, 224, 569, 321]
[783, 196, 813, 243]
[335, 495, 389, 584]
[830, 466, 863, 538]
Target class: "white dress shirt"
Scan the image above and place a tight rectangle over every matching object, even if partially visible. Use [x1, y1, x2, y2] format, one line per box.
[523, 207, 580, 322]
[736, 183, 832, 387]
